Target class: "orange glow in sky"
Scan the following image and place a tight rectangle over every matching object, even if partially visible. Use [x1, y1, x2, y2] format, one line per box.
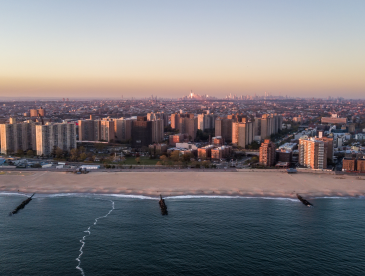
[1, 1, 364, 98]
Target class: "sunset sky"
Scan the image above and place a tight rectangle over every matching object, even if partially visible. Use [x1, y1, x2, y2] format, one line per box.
[1, 0, 364, 98]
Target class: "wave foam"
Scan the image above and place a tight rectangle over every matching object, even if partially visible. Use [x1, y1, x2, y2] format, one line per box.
[313, 196, 365, 199]
[0, 192, 32, 197]
[164, 195, 298, 202]
[104, 194, 155, 200]
[76, 200, 115, 276]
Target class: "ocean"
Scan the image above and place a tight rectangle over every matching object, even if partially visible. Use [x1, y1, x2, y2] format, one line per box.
[1, 193, 365, 275]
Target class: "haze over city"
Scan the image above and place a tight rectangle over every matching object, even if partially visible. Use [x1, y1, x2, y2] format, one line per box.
[1, 0, 365, 99]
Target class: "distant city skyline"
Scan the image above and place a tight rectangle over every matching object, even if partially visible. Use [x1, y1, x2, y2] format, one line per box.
[1, 1, 364, 98]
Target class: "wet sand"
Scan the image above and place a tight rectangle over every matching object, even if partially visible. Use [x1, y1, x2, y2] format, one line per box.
[1, 170, 365, 198]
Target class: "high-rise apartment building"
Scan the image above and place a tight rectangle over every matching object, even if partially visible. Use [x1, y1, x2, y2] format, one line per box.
[79, 118, 117, 142]
[36, 123, 76, 156]
[100, 120, 115, 142]
[197, 113, 215, 131]
[182, 117, 197, 140]
[79, 120, 96, 141]
[170, 113, 180, 130]
[232, 119, 253, 148]
[316, 137, 334, 161]
[131, 117, 153, 148]
[147, 112, 168, 128]
[114, 118, 133, 142]
[78, 119, 102, 141]
[151, 119, 164, 143]
[0, 121, 36, 154]
[259, 114, 282, 139]
[215, 118, 233, 142]
[259, 139, 276, 166]
[299, 138, 328, 169]
[170, 113, 194, 132]
[197, 114, 205, 130]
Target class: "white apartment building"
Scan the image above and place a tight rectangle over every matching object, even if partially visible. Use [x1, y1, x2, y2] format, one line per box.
[36, 123, 76, 156]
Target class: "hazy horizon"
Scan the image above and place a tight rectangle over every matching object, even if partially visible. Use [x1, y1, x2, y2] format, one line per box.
[1, 0, 364, 98]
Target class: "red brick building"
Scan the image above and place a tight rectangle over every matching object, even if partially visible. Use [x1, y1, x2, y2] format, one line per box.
[259, 139, 276, 167]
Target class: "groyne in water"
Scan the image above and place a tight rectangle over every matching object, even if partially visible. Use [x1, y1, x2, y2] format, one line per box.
[159, 195, 168, 215]
[297, 194, 313, 207]
[10, 193, 35, 215]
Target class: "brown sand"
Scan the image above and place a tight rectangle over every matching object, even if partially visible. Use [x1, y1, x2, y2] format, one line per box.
[1, 170, 365, 198]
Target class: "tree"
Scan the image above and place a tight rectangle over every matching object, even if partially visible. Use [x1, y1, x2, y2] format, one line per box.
[247, 141, 260, 150]
[251, 156, 259, 163]
[16, 149, 24, 156]
[27, 150, 34, 157]
[55, 147, 64, 159]
[170, 151, 180, 162]
[160, 155, 168, 162]
[202, 160, 211, 168]
[182, 152, 192, 163]
[79, 153, 87, 161]
[70, 148, 79, 161]
[94, 143, 107, 152]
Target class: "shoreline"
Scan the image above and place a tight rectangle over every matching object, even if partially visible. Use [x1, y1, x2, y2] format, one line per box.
[1, 171, 365, 198]
[1, 191, 364, 200]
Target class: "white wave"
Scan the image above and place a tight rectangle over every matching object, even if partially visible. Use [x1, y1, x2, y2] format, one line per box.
[0, 192, 32, 198]
[46, 193, 92, 198]
[313, 196, 365, 199]
[76, 200, 115, 276]
[103, 194, 155, 200]
[164, 195, 298, 202]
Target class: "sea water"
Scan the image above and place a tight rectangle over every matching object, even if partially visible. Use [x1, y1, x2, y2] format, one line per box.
[1, 193, 365, 275]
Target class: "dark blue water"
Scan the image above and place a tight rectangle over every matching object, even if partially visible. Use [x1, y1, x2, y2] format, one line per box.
[1, 194, 365, 275]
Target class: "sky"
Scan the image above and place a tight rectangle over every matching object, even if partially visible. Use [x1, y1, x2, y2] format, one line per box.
[0, 0, 364, 99]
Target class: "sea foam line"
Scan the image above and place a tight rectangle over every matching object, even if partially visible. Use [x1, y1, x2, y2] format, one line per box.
[76, 200, 115, 276]
[0, 192, 32, 197]
[164, 195, 299, 201]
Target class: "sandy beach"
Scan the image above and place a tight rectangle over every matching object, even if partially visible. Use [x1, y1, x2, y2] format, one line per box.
[1, 170, 365, 198]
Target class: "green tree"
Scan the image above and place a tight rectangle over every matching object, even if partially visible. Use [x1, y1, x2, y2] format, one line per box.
[27, 150, 34, 157]
[16, 149, 24, 156]
[79, 153, 87, 161]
